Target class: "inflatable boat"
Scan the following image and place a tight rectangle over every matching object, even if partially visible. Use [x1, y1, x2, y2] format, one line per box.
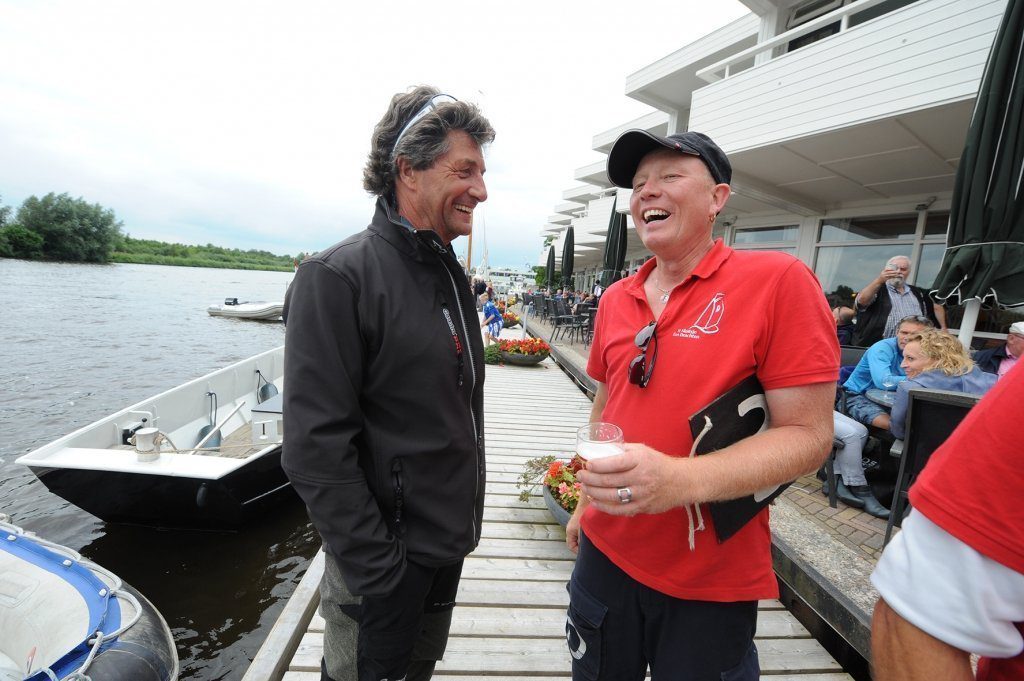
[0, 519, 178, 681]
[206, 298, 284, 321]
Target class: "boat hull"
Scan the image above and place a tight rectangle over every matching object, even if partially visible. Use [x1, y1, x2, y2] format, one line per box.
[83, 582, 179, 681]
[0, 522, 178, 681]
[26, 446, 295, 530]
[17, 346, 290, 530]
[207, 302, 284, 320]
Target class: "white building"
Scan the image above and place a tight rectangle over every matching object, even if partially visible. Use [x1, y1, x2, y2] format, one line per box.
[543, 0, 1019, 335]
[480, 266, 536, 297]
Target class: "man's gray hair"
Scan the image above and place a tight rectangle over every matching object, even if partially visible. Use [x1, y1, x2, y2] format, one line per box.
[363, 85, 496, 198]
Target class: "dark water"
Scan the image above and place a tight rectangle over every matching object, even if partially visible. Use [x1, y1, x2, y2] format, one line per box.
[0, 259, 320, 680]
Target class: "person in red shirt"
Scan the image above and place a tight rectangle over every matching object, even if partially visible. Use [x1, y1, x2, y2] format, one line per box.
[565, 129, 838, 681]
[871, 362, 1024, 681]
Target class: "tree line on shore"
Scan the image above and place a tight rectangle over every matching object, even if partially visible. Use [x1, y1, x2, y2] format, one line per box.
[0, 192, 302, 271]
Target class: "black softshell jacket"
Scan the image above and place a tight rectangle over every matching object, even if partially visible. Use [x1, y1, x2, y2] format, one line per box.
[282, 198, 486, 597]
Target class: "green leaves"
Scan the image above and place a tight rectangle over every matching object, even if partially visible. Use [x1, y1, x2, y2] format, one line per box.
[12, 192, 123, 263]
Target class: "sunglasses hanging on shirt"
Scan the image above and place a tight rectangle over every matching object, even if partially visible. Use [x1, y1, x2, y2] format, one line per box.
[627, 321, 658, 388]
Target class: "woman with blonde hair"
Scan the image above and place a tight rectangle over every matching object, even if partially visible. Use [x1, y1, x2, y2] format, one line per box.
[890, 329, 997, 439]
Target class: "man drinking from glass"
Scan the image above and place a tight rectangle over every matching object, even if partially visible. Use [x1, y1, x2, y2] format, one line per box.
[565, 130, 838, 680]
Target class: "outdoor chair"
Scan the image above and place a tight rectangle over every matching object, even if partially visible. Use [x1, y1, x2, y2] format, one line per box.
[839, 345, 868, 367]
[539, 296, 551, 322]
[549, 299, 576, 342]
[563, 302, 591, 344]
[522, 294, 536, 318]
[882, 388, 981, 546]
[821, 444, 839, 509]
[582, 307, 597, 348]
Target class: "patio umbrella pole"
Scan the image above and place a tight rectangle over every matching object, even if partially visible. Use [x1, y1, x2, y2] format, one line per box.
[957, 299, 982, 348]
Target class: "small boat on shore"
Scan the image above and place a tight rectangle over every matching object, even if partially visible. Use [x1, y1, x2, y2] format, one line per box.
[0, 518, 178, 681]
[17, 347, 292, 530]
[207, 298, 284, 321]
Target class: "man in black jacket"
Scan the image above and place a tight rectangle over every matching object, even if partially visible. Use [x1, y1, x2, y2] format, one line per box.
[851, 255, 945, 346]
[282, 86, 494, 681]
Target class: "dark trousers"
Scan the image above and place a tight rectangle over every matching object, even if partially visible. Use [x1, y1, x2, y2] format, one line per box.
[567, 534, 759, 681]
[320, 553, 463, 681]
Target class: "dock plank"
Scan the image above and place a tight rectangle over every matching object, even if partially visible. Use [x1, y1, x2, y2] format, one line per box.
[247, 361, 852, 680]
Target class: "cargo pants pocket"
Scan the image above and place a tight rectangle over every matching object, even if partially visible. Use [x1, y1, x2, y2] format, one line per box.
[566, 577, 608, 680]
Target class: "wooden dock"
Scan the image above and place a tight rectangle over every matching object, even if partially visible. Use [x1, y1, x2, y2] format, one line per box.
[245, 359, 853, 681]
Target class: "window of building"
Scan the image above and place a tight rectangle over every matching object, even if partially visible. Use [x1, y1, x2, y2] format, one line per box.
[733, 225, 799, 244]
[730, 225, 798, 256]
[847, 0, 919, 27]
[785, 0, 919, 52]
[786, 0, 845, 29]
[813, 212, 945, 306]
[820, 215, 917, 241]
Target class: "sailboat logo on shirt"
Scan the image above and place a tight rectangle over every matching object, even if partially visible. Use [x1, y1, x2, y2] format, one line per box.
[673, 292, 726, 339]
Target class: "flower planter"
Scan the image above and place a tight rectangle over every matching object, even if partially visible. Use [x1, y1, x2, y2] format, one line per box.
[500, 351, 548, 366]
[542, 484, 571, 527]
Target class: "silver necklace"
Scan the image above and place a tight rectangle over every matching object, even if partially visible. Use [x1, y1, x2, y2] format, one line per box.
[654, 271, 672, 303]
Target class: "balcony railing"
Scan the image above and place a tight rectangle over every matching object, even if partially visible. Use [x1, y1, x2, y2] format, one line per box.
[697, 0, 908, 82]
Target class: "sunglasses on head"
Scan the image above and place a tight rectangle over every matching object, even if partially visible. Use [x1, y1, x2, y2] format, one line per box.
[628, 321, 658, 388]
[392, 93, 458, 155]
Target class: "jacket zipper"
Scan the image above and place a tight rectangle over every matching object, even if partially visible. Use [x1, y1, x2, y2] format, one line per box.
[392, 458, 405, 535]
[436, 257, 481, 540]
[441, 304, 465, 387]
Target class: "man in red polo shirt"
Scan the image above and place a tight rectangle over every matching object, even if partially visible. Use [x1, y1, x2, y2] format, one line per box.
[565, 130, 838, 680]
[871, 362, 1024, 681]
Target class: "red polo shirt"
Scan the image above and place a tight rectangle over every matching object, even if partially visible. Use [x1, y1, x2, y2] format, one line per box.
[910, 364, 1024, 681]
[585, 240, 838, 601]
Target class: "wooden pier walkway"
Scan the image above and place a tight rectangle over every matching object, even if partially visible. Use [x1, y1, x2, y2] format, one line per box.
[245, 359, 853, 681]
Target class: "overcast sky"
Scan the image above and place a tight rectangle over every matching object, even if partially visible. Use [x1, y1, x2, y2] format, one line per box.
[0, 1, 748, 269]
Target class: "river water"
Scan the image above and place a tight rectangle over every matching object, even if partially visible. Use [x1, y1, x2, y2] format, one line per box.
[0, 258, 320, 680]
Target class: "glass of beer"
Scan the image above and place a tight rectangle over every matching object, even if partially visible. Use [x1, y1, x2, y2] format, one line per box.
[576, 422, 625, 462]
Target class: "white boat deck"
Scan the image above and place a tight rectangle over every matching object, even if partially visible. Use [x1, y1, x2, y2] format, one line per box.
[244, 358, 852, 681]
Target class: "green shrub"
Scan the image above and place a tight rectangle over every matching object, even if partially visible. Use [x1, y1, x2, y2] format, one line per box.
[0, 225, 45, 259]
[483, 344, 502, 365]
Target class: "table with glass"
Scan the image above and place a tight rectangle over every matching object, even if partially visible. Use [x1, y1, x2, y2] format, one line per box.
[864, 388, 896, 408]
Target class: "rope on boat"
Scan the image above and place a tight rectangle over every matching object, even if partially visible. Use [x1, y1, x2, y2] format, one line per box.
[0, 520, 143, 681]
[129, 432, 275, 455]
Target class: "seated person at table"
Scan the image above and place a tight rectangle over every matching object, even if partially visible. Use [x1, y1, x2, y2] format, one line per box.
[842, 315, 933, 430]
[830, 410, 891, 518]
[890, 330, 998, 440]
[974, 321, 1023, 378]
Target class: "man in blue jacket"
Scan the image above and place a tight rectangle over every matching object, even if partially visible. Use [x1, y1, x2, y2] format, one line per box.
[283, 86, 494, 681]
[841, 315, 933, 430]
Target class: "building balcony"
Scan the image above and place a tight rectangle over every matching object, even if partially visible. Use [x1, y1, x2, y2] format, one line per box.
[554, 201, 584, 217]
[626, 0, 1005, 213]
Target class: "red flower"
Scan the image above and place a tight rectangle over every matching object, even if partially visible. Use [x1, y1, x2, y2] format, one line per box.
[499, 337, 551, 356]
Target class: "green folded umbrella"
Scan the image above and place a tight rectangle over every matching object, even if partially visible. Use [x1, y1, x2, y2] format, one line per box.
[933, 0, 1024, 317]
[601, 196, 628, 287]
[545, 245, 556, 289]
[561, 225, 574, 291]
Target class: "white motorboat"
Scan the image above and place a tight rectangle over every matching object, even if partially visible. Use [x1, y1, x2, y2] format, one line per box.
[17, 347, 292, 530]
[207, 298, 284, 321]
[0, 518, 178, 681]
